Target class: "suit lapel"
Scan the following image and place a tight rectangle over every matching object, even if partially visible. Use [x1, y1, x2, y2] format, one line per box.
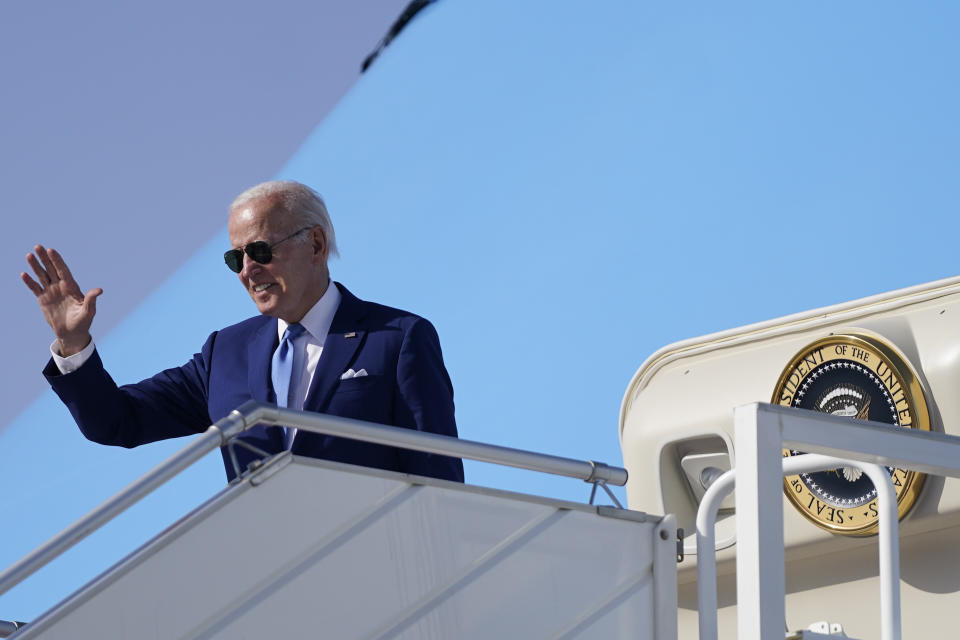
[242, 316, 285, 452]
[304, 283, 368, 411]
[247, 317, 279, 403]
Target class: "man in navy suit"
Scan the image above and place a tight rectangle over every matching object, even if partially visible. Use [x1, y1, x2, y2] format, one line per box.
[22, 181, 464, 482]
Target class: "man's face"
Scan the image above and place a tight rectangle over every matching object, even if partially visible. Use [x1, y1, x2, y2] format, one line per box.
[227, 196, 328, 322]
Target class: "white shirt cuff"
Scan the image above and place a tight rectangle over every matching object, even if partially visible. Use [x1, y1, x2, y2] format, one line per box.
[50, 339, 96, 374]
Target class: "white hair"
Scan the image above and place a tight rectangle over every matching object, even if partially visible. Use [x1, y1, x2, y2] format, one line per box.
[230, 180, 340, 258]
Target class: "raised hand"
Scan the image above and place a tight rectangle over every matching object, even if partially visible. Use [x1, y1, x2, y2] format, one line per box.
[22, 245, 103, 357]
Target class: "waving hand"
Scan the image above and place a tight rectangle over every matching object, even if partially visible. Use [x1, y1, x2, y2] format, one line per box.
[22, 245, 102, 357]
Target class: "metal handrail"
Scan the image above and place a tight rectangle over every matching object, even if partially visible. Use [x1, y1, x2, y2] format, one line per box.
[695, 455, 899, 640]
[0, 401, 627, 601]
[251, 402, 628, 486]
[0, 417, 241, 601]
[0, 620, 25, 638]
[728, 403, 960, 640]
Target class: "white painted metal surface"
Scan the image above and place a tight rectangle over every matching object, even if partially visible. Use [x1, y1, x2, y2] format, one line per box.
[0, 401, 628, 605]
[619, 275, 960, 639]
[12, 455, 676, 639]
[619, 276, 960, 549]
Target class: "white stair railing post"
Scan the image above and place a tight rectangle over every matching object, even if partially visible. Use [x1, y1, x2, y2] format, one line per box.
[696, 454, 899, 640]
[733, 402, 786, 640]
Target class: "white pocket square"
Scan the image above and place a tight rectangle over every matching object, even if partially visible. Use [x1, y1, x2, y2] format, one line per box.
[340, 368, 368, 380]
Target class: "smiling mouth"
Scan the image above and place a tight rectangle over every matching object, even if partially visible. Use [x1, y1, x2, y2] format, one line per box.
[252, 283, 274, 293]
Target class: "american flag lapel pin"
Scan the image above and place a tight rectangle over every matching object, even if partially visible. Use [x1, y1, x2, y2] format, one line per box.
[344, 332, 357, 339]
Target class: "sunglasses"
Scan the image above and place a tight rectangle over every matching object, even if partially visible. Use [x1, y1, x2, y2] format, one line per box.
[224, 227, 312, 273]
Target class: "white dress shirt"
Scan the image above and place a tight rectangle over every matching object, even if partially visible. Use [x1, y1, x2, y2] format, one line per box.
[277, 281, 342, 413]
[50, 335, 96, 373]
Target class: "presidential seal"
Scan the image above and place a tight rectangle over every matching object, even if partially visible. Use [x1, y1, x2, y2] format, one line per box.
[772, 334, 930, 536]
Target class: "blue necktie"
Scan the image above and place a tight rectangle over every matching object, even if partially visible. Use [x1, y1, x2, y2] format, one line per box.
[271, 322, 306, 449]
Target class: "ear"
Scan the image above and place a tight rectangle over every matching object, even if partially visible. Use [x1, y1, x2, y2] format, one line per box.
[311, 226, 327, 263]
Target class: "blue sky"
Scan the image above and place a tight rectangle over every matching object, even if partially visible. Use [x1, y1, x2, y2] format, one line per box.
[4, 0, 960, 622]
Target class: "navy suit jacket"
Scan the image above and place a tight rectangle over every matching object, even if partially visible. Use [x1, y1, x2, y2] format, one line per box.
[45, 283, 464, 483]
